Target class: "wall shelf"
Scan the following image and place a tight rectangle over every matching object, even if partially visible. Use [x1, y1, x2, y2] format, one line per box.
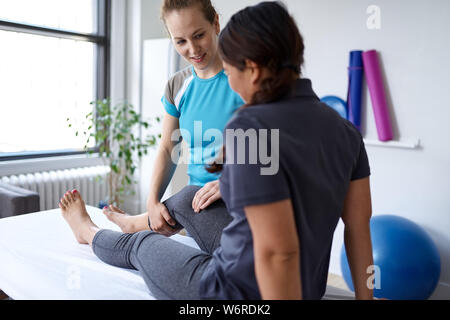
[363, 139, 421, 150]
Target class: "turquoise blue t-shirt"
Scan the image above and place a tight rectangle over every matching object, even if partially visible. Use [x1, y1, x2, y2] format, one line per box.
[161, 66, 243, 186]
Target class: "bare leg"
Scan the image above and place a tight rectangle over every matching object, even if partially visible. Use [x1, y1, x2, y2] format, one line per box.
[59, 190, 100, 245]
[102, 205, 149, 233]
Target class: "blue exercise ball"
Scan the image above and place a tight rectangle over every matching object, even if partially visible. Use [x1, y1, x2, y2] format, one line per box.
[340, 215, 441, 300]
[320, 96, 348, 119]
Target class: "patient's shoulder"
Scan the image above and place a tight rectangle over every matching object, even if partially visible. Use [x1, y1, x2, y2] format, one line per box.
[225, 110, 263, 132]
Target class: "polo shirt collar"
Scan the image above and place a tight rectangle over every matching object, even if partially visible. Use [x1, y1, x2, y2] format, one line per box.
[290, 78, 319, 100]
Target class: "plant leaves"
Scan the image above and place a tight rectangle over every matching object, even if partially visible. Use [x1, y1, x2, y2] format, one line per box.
[111, 164, 119, 174]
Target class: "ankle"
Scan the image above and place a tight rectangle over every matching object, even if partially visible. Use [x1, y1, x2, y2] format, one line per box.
[84, 225, 100, 245]
[134, 213, 151, 232]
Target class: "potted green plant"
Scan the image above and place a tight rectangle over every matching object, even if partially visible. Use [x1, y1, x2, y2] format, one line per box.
[68, 98, 160, 206]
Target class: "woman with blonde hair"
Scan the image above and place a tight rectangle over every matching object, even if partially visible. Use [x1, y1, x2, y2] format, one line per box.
[103, 0, 243, 241]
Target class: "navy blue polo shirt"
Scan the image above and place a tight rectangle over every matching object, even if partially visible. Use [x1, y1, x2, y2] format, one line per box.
[199, 79, 371, 300]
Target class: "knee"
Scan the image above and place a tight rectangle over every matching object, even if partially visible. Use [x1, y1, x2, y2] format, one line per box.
[164, 185, 201, 211]
[179, 185, 202, 200]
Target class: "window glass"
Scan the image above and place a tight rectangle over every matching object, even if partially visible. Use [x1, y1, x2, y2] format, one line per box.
[0, 0, 95, 33]
[0, 30, 96, 154]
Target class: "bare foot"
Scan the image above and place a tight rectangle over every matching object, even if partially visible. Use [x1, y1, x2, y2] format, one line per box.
[102, 205, 142, 233]
[59, 190, 99, 244]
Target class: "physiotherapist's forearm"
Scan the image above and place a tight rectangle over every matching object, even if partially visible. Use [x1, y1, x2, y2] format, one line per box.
[123, 145, 176, 233]
[255, 252, 302, 300]
[344, 223, 374, 300]
[147, 143, 177, 205]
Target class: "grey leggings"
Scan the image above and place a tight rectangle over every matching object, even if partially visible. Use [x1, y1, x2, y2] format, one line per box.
[91, 185, 232, 300]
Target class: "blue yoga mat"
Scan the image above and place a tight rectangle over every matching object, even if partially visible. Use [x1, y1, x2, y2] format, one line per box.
[347, 51, 364, 132]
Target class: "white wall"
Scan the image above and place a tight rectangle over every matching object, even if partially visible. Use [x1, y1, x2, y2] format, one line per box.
[141, 0, 166, 39]
[137, 0, 450, 298]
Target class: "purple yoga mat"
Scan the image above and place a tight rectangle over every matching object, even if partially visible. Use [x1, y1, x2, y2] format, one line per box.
[362, 50, 393, 142]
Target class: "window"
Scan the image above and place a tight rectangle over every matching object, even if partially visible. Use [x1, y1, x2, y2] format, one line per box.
[0, 0, 110, 161]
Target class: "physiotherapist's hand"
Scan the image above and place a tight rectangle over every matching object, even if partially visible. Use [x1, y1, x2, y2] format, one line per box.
[147, 201, 179, 237]
[192, 180, 221, 213]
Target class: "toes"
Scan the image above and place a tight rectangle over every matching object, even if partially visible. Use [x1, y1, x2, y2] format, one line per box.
[72, 189, 81, 201]
[65, 191, 74, 203]
[102, 206, 123, 224]
[110, 205, 125, 214]
[61, 197, 69, 208]
[59, 201, 66, 210]
[102, 206, 114, 218]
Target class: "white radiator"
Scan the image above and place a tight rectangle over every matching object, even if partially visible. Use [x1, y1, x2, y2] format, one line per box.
[1, 166, 110, 211]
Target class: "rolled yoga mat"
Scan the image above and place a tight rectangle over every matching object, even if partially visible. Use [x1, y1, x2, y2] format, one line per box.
[347, 51, 364, 132]
[362, 50, 394, 141]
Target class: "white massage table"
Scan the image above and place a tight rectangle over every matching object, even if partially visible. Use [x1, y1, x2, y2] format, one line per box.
[0, 206, 354, 300]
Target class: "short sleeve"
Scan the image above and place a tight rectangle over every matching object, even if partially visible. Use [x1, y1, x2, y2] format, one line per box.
[161, 96, 180, 118]
[223, 116, 290, 211]
[161, 77, 181, 118]
[351, 138, 371, 181]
